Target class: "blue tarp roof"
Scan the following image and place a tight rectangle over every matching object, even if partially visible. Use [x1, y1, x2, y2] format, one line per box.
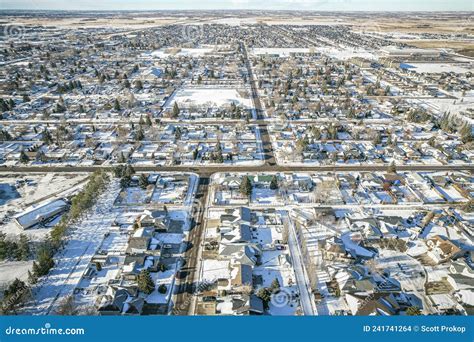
[399, 63, 416, 70]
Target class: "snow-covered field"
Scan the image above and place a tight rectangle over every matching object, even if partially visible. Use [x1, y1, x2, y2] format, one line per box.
[421, 90, 474, 118]
[408, 63, 471, 74]
[151, 183, 188, 204]
[201, 259, 230, 283]
[115, 186, 150, 206]
[251, 188, 281, 205]
[251, 48, 311, 57]
[25, 180, 121, 315]
[147, 267, 176, 304]
[150, 47, 215, 58]
[251, 45, 376, 60]
[168, 87, 252, 108]
[319, 47, 377, 60]
[0, 260, 33, 288]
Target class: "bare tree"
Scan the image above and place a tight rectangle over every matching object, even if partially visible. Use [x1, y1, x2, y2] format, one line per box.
[55, 295, 78, 315]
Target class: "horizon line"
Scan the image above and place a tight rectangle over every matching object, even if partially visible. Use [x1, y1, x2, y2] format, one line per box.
[1, 8, 473, 12]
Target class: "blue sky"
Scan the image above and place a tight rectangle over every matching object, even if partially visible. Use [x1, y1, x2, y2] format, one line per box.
[1, 0, 473, 11]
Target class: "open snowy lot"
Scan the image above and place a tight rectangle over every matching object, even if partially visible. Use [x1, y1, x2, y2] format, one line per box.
[407, 63, 472, 74]
[251, 188, 281, 205]
[0, 260, 33, 289]
[0, 173, 89, 239]
[251, 48, 311, 57]
[150, 47, 216, 58]
[25, 180, 121, 315]
[167, 87, 252, 108]
[115, 186, 151, 206]
[254, 249, 300, 316]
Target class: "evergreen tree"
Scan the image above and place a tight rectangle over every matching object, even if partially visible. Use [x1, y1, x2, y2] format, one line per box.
[33, 247, 55, 277]
[270, 175, 278, 190]
[134, 80, 143, 90]
[36, 150, 47, 163]
[120, 175, 131, 188]
[158, 284, 167, 294]
[460, 123, 473, 143]
[28, 270, 37, 284]
[406, 306, 422, 316]
[113, 164, 125, 178]
[215, 142, 223, 163]
[42, 128, 53, 145]
[114, 98, 121, 111]
[372, 132, 382, 146]
[295, 137, 308, 154]
[18, 234, 29, 261]
[0, 232, 6, 260]
[139, 174, 148, 189]
[118, 152, 126, 163]
[145, 115, 152, 126]
[137, 269, 155, 294]
[0, 129, 12, 141]
[175, 127, 182, 140]
[387, 161, 397, 174]
[1, 278, 29, 314]
[172, 102, 180, 118]
[256, 288, 272, 310]
[124, 164, 135, 177]
[271, 278, 281, 290]
[135, 126, 144, 141]
[6, 240, 18, 260]
[0, 98, 9, 112]
[240, 176, 253, 197]
[19, 150, 30, 164]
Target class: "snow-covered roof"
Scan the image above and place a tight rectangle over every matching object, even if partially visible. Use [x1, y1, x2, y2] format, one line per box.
[14, 198, 68, 229]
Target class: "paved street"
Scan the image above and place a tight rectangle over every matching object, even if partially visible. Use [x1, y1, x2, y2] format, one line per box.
[173, 177, 209, 315]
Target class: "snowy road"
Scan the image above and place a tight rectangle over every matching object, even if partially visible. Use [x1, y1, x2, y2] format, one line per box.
[283, 212, 317, 316]
[26, 180, 120, 315]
